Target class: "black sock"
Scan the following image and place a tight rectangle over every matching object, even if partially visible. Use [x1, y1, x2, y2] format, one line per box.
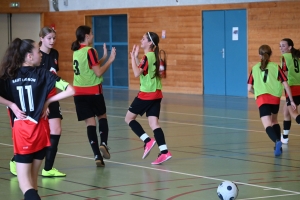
[283, 120, 291, 139]
[87, 126, 101, 156]
[266, 126, 277, 143]
[99, 118, 109, 145]
[24, 188, 41, 200]
[272, 124, 281, 141]
[153, 128, 168, 154]
[129, 120, 149, 143]
[283, 120, 291, 129]
[44, 135, 61, 171]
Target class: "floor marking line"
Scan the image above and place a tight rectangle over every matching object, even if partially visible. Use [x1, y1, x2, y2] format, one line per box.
[53, 152, 300, 195]
[1, 142, 300, 195]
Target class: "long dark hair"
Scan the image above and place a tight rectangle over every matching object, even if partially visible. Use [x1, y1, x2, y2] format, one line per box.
[0, 38, 35, 79]
[281, 38, 300, 59]
[146, 32, 160, 79]
[259, 45, 272, 71]
[71, 25, 91, 51]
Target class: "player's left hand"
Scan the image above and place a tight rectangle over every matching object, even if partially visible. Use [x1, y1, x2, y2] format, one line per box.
[290, 101, 296, 111]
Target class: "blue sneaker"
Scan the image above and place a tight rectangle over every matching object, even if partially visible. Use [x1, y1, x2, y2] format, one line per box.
[274, 140, 282, 156]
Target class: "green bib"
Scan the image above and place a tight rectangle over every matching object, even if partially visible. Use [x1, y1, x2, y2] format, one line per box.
[73, 47, 103, 87]
[281, 53, 300, 86]
[252, 62, 283, 99]
[140, 52, 162, 92]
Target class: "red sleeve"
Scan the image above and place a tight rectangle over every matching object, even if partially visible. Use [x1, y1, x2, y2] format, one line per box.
[247, 70, 254, 85]
[281, 56, 288, 72]
[87, 48, 100, 69]
[278, 65, 288, 82]
[138, 55, 149, 75]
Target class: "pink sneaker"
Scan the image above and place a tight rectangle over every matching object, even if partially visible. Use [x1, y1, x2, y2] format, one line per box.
[142, 139, 156, 159]
[151, 151, 172, 165]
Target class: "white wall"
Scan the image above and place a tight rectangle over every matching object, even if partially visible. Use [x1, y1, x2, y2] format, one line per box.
[49, 0, 278, 12]
[0, 14, 9, 60]
[0, 14, 40, 60]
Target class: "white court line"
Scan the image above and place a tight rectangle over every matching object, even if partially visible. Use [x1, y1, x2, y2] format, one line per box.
[59, 102, 262, 122]
[238, 193, 299, 200]
[1, 142, 299, 199]
[60, 110, 300, 137]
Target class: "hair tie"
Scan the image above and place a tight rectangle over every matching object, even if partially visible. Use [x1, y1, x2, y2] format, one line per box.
[147, 32, 156, 46]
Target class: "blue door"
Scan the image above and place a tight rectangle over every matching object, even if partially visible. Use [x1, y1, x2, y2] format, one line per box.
[203, 10, 247, 97]
[93, 15, 128, 88]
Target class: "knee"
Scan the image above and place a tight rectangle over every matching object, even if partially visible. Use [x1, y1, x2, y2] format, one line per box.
[148, 121, 159, 130]
[50, 127, 61, 135]
[125, 117, 132, 125]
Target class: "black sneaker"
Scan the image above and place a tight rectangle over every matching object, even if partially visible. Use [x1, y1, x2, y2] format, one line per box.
[94, 155, 105, 167]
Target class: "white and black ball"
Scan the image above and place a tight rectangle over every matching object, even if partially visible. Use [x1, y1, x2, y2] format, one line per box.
[217, 180, 239, 200]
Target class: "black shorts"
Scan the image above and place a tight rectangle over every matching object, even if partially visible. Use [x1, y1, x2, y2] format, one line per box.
[48, 101, 63, 119]
[14, 148, 47, 163]
[258, 104, 280, 118]
[74, 94, 106, 121]
[286, 95, 300, 106]
[129, 97, 161, 118]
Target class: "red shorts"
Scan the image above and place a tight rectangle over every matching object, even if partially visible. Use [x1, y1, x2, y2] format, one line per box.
[12, 118, 51, 155]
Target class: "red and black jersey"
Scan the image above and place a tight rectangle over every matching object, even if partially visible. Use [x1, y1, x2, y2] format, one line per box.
[39, 49, 59, 73]
[39, 49, 59, 98]
[2, 67, 60, 125]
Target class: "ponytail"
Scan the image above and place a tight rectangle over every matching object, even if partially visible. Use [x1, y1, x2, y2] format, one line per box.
[71, 25, 91, 51]
[260, 53, 270, 71]
[146, 32, 160, 79]
[0, 38, 34, 79]
[290, 47, 300, 59]
[258, 45, 272, 71]
[71, 40, 80, 51]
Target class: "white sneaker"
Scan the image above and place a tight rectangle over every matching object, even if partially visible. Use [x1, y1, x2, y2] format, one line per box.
[281, 134, 289, 144]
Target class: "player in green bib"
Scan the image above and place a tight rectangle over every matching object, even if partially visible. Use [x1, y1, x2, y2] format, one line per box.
[279, 38, 300, 144]
[125, 32, 172, 165]
[247, 45, 296, 156]
[71, 25, 116, 167]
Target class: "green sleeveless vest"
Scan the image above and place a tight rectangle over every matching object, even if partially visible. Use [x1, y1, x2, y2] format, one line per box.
[73, 47, 103, 87]
[281, 53, 300, 86]
[140, 52, 162, 92]
[252, 62, 283, 99]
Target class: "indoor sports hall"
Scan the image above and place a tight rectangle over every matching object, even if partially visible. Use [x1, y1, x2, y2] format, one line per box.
[0, 0, 300, 199]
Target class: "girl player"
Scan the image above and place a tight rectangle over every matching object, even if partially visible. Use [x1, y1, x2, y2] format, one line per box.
[247, 44, 295, 156]
[125, 32, 172, 165]
[0, 38, 74, 200]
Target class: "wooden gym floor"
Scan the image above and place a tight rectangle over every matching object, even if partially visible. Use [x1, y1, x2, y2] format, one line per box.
[0, 88, 300, 200]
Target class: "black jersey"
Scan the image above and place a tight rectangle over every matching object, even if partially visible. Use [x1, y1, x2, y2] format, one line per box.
[2, 67, 60, 124]
[40, 49, 59, 73]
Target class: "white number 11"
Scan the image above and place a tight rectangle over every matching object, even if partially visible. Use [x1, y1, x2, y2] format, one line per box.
[16, 85, 34, 112]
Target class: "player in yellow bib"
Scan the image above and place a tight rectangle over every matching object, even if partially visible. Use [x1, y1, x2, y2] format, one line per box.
[125, 32, 172, 165]
[71, 25, 116, 167]
[279, 38, 300, 144]
[247, 45, 296, 156]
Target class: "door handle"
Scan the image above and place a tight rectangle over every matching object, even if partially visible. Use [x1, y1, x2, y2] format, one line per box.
[220, 48, 225, 58]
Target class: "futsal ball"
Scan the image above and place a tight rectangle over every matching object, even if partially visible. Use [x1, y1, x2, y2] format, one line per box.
[217, 180, 239, 200]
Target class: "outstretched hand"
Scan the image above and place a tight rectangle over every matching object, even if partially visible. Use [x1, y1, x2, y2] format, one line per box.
[103, 43, 107, 58]
[130, 45, 139, 58]
[108, 47, 116, 62]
